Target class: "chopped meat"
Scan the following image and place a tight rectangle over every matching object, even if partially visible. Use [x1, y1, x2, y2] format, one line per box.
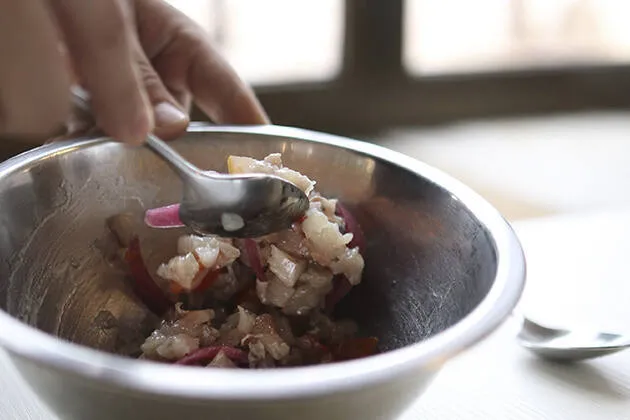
[257, 274, 296, 307]
[157, 235, 240, 291]
[267, 245, 307, 288]
[157, 253, 201, 290]
[330, 247, 365, 286]
[207, 350, 238, 368]
[301, 208, 352, 265]
[141, 332, 199, 361]
[140, 306, 217, 361]
[227, 153, 315, 195]
[130, 153, 375, 368]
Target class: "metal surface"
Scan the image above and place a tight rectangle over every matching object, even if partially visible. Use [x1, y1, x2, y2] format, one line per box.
[0, 125, 525, 420]
[517, 318, 630, 362]
[71, 87, 309, 237]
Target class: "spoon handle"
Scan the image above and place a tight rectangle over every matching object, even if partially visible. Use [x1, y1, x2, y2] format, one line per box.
[70, 86, 200, 180]
[144, 133, 201, 179]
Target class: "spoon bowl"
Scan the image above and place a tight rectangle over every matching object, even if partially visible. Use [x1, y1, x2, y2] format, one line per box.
[178, 170, 308, 237]
[517, 318, 630, 362]
[71, 86, 309, 237]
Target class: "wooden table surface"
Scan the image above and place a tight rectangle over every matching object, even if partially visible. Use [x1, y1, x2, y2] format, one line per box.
[3, 208, 630, 419]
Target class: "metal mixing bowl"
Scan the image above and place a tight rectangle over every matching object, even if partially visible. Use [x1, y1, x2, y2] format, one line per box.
[0, 125, 525, 420]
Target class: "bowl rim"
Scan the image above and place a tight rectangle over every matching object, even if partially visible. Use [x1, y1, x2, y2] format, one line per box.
[0, 124, 525, 400]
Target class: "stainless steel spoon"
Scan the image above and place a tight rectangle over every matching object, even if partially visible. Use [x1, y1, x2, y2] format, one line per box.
[517, 317, 630, 362]
[70, 87, 309, 237]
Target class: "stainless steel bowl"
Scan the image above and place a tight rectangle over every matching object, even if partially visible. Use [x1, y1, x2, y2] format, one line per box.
[0, 125, 525, 420]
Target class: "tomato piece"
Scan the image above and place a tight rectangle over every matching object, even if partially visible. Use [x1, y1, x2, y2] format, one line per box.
[169, 281, 184, 296]
[193, 269, 221, 294]
[302, 334, 329, 353]
[296, 334, 331, 365]
[124, 237, 173, 316]
[333, 337, 379, 361]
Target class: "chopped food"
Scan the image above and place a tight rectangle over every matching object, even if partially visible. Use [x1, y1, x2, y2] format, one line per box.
[145, 203, 184, 229]
[109, 153, 376, 368]
[124, 237, 172, 316]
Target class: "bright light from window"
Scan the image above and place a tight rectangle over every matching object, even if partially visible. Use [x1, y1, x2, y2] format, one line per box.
[165, 0, 344, 85]
[404, 0, 630, 75]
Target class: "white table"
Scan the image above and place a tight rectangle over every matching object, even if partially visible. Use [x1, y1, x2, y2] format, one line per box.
[3, 208, 630, 419]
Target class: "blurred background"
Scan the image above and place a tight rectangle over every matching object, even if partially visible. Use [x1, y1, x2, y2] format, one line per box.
[163, 0, 630, 222]
[21, 0, 630, 223]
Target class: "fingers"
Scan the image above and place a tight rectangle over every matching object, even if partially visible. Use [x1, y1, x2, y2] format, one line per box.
[50, 0, 152, 144]
[0, 0, 70, 139]
[134, 0, 269, 125]
[187, 43, 269, 125]
[132, 41, 189, 140]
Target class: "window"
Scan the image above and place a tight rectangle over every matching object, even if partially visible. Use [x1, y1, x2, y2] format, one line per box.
[165, 0, 345, 85]
[404, 0, 630, 75]
[165, 0, 630, 135]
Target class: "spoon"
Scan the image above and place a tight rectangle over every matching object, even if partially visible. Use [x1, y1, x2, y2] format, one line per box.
[517, 317, 630, 362]
[70, 87, 309, 237]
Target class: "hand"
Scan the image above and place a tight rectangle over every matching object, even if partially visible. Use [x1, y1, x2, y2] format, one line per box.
[0, 0, 268, 143]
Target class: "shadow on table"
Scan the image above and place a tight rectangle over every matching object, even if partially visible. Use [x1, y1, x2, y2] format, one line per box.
[523, 356, 630, 401]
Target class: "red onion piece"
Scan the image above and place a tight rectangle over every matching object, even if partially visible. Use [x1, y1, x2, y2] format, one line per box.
[335, 202, 366, 252]
[144, 204, 184, 228]
[175, 346, 248, 366]
[324, 275, 353, 313]
[323, 203, 366, 312]
[124, 237, 173, 316]
[243, 239, 266, 282]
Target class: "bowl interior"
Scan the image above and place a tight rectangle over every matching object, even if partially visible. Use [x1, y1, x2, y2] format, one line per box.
[0, 128, 497, 356]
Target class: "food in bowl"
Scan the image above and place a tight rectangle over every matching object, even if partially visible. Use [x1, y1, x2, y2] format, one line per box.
[108, 153, 377, 368]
